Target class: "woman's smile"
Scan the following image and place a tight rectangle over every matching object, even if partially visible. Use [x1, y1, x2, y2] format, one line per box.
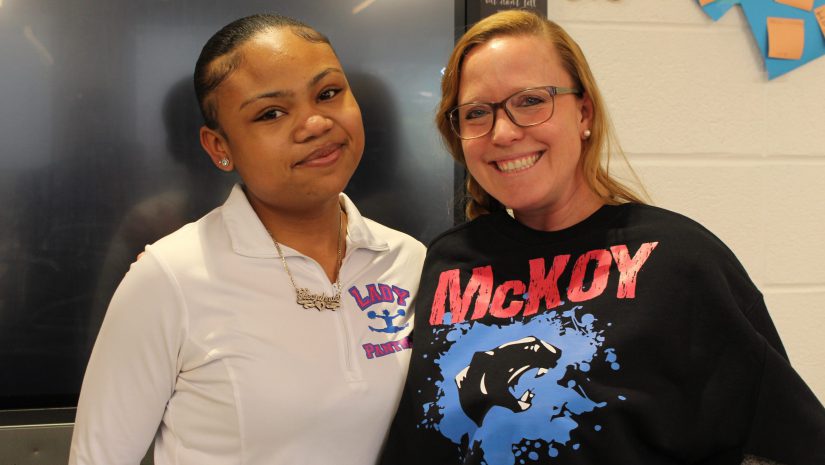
[492, 151, 543, 174]
[295, 142, 345, 168]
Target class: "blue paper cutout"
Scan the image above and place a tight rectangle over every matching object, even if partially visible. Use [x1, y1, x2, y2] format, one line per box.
[699, 0, 825, 79]
[702, 0, 739, 21]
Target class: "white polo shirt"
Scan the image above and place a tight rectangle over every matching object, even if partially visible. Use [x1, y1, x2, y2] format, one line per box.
[70, 184, 426, 465]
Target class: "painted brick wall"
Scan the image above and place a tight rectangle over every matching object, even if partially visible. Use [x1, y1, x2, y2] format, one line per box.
[548, 0, 825, 402]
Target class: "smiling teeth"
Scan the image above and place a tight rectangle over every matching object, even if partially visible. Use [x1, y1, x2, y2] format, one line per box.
[496, 154, 540, 173]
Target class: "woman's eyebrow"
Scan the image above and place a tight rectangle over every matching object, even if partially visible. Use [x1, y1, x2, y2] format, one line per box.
[309, 68, 343, 87]
[238, 68, 343, 111]
[239, 89, 294, 110]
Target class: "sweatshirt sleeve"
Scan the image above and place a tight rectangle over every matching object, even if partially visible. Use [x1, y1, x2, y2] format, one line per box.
[69, 250, 186, 465]
[742, 297, 788, 361]
[742, 299, 825, 465]
[682, 232, 825, 463]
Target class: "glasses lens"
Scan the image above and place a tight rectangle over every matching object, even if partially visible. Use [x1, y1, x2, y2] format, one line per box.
[506, 88, 554, 127]
[451, 103, 493, 139]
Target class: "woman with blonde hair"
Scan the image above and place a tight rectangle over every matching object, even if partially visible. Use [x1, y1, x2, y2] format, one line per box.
[382, 9, 825, 465]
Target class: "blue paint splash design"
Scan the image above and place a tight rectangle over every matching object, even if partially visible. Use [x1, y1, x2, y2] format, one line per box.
[419, 305, 621, 464]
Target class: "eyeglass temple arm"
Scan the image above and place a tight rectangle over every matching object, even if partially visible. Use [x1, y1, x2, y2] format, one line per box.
[552, 86, 582, 96]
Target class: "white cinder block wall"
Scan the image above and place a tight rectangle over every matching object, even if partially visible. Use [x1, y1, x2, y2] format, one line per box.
[548, 0, 825, 402]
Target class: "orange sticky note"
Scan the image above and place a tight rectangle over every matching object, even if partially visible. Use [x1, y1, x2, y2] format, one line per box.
[775, 0, 814, 11]
[767, 17, 805, 60]
[816, 5, 825, 39]
[699, 0, 716, 5]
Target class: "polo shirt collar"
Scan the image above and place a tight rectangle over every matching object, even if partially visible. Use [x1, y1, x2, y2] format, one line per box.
[221, 184, 389, 258]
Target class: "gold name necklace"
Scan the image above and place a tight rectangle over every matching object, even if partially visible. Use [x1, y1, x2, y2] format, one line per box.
[269, 208, 344, 311]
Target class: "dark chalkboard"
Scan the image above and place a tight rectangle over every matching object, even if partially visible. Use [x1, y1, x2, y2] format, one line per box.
[0, 0, 455, 414]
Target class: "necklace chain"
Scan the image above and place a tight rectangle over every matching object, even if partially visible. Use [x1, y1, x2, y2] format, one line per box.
[270, 208, 344, 311]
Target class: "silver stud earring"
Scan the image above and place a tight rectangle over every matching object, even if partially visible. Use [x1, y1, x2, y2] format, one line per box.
[219, 158, 230, 167]
[583, 129, 592, 140]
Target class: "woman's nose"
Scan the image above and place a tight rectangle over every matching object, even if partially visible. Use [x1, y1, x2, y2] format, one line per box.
[295, 113, 334, 142]
[490, 108, 523, 146]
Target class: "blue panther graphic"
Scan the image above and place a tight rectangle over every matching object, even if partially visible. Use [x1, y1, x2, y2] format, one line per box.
[421, 305, 623, 464]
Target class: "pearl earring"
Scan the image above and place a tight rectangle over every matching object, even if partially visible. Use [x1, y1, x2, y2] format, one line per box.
[583, 129, 592, 140]
[219, 158, 230, 167]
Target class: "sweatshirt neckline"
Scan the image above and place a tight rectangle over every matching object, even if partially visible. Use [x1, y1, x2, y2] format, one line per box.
[488, 203, 627, 245]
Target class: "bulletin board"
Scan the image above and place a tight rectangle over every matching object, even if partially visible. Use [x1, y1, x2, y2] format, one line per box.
[699, 0, 825, 78]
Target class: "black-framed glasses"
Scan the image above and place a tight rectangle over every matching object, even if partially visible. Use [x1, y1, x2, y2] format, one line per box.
[448, 86, 581, 140]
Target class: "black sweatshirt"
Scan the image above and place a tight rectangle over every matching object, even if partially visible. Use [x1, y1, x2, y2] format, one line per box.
[381, 204, 825, 465]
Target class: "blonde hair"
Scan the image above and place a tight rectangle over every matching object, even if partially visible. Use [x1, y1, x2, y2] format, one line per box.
[437, 10, 647, 220]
